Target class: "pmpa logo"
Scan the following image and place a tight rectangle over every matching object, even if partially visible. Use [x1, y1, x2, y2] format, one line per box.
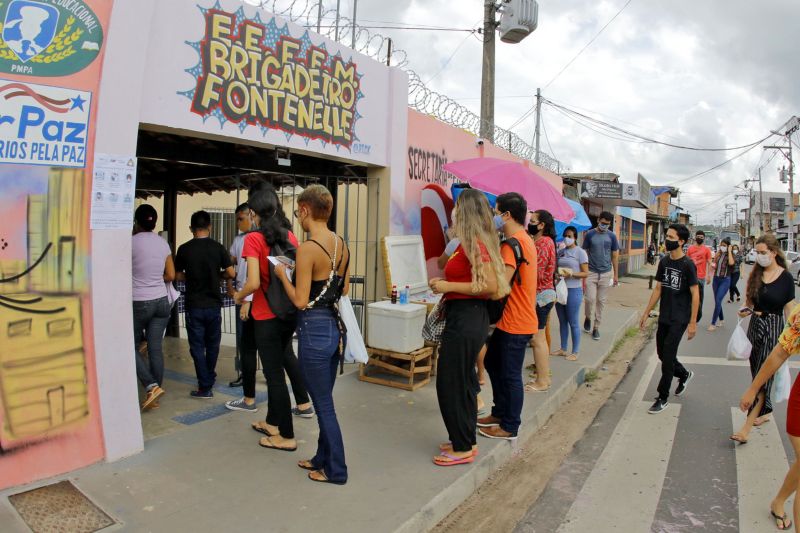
[0, 0, 104, 77]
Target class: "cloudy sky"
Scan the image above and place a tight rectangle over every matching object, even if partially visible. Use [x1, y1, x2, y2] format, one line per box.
[308, 0, 798, 225]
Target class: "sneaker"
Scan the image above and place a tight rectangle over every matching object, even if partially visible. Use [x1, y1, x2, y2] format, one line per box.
[477, 415, 501, 428]
[592, 328, 600, 341]
[141, 385, 164, 411]
[478, 425, 517, 440]
[225, 398, 257, 412]
[190, 389, 213, 399]
[583, 318, 592, 332]
[648, 397, 668, 414]
[292, 406, 314, 418]
[675, 370, 694, 396]
[228, 376, 243, 388]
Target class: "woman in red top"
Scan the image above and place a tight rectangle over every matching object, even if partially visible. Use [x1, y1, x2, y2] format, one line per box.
[526, 209, 557, 392]
[429, 189, 509, 466]
[234, 182, 306, 452]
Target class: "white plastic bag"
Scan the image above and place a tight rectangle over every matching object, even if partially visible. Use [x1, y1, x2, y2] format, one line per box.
[555, 279, 568, 306]
[726, 319, 752, 361]
[774, 362, 791, 403]
[339, 296, 369, 364]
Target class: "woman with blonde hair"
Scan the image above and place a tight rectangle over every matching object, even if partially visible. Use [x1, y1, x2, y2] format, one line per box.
[429, 189, 510, 466]
[274, 184, 350, 484]
[731, 234, 795, 444]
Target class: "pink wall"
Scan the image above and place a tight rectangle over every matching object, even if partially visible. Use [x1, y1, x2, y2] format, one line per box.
[0, 0, 113, 490]
[397, 109, 562, 275]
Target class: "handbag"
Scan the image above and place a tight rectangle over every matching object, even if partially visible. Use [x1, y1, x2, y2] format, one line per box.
[422, 298, 447, 344]
[339, 296, 368, 364]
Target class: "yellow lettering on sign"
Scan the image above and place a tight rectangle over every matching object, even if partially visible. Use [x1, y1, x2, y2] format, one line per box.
[199, 74, 224, 109]
[260, 55, 281, 89]
[209, 41, 232, 79]
[279, 65, 296, 94]
[280, 40, 301, 64]
[309, 49, 326, 70]
[230, 45, 249, 82]
[243, 23, 264, 51]
[250, 86, 268, 119]
[210, 13, 232, 45]
[227, 81, 249, 114]
[283, 93, 299, 127]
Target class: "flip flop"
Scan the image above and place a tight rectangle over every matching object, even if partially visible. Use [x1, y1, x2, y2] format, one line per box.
[771, 510, 792, 530]
[754, 417, 772, 427]
[308, 470, 347, 485]
[438, 442, 479, 456]
[729, 434, 748, 444]
[525, 381, 550, 393]
[433, 451, 475, 466]
[252, 421, 277, 437]
[550, 349, 567, 357]
[566, 353, 579, 361]
[298, 459, 318, 471]
[259, 436, 297, 452]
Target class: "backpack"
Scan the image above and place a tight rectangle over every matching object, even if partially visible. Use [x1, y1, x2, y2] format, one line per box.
[487, 237, 528, 325]
[265, 239, 297, 321]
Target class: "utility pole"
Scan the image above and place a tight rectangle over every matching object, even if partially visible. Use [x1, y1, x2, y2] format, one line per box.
[334, 0, 341, 41]
[351, 0, 358, 49]
[758, 167, 765, 233]
[479, 0, 497, 141]
[533, 88, 542, 165]
[765, 119, 797, 251]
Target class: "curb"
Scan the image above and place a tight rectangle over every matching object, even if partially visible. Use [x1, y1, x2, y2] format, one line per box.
[395, 311, 639, 533]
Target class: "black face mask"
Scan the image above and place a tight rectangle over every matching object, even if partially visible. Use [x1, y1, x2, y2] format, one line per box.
[528, 223, 541, 235]
[696, 238, 704, 244]
[665, 239, 680, 251]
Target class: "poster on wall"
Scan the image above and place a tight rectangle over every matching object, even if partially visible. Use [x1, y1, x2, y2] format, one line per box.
[90, 153, 137, 230]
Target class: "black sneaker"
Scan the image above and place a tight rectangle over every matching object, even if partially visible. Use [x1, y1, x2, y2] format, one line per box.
[584, 318, 592, 332]
[675, 371, 694, 396]
[228, 376, 243, 387]
[292, 406, 314, 418]
[592, 328, 600, 341]
[648, 397, 668, 414]
[190, 389, 213, 399]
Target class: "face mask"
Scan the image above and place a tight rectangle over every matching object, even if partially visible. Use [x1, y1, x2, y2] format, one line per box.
[719, 246, 728, 253]
[598, 223, 609, 232]
[493, 214, 505, 230]
[696, 237, 704, 244]
[665, 239, 680, 251]
[529, 222, 541, 235]
[732, 249, 739, 255]
[756, 254, 773, 268]
[563, 237, 575, 247]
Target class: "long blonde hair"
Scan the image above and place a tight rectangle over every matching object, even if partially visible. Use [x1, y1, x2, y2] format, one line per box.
[453, 189, 510, 298]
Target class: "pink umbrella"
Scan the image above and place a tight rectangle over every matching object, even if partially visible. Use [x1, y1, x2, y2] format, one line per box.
[442, 157, 572, 221]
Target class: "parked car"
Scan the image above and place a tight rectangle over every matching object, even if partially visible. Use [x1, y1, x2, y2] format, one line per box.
[787, 252, 800, 286]
[745, 249, 756, 264]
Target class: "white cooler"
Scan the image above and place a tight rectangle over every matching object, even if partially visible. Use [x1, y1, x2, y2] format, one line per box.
[366, 301, 426, 353]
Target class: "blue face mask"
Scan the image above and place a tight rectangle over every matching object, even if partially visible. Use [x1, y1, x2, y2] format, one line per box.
[493, 214, 505, 230]
[598, 223, 610, 231]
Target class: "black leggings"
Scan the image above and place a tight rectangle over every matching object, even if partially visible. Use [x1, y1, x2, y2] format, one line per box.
[729, 271, 741, 300]
[436, 299, 489, 452]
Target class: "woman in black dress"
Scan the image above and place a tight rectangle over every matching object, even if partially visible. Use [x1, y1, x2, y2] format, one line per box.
[731, 235, 796, 444]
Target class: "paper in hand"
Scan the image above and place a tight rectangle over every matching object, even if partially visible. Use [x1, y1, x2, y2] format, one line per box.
[269, 256, 295, 281]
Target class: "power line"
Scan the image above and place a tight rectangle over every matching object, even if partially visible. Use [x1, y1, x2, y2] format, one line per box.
[541, 108, 559, 167]
[424, 32, 473, 84]
[543, 0, 635, 89]
[665, 142, 768, 186]
[314, 24, 476, 32]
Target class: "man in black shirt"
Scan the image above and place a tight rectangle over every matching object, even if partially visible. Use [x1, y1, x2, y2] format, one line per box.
[175, 210, 235, 398]
[640, 224, 699, 414]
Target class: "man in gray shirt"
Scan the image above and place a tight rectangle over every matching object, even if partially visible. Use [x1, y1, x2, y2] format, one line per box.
[227, 203, 253, 387]
[582, 211, 620, 340]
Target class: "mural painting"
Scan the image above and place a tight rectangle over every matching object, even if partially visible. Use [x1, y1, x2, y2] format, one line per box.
[0, 0, 110, 491]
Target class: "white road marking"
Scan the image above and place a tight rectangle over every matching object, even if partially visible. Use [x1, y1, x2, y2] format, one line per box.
[680, 356, 800, 368]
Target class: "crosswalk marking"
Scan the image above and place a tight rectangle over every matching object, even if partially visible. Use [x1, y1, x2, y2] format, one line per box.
[732, 408, 793, 531]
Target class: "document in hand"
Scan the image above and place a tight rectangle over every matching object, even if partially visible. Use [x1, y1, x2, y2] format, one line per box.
[269, 256, 295, 280]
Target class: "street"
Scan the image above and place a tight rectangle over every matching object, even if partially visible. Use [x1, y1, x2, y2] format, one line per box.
[517, 276, 800, 532]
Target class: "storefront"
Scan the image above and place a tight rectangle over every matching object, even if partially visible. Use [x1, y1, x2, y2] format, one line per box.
[0, 0, 408, 490]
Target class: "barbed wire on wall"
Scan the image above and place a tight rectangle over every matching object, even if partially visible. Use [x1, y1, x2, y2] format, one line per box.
[252, 0, 565, 173]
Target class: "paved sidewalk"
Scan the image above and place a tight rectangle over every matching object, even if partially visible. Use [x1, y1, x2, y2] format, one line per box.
[0, 276, 651, 533]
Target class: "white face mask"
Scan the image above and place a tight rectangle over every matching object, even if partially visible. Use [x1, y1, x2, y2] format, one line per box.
[756, 254, 773, 268]
[719, 246, 728, 253]
[563, 237, 575, 247]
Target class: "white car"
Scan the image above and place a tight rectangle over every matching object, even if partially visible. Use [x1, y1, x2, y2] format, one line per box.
[745, 249, 756, 265]
[787, 252, 800, 285]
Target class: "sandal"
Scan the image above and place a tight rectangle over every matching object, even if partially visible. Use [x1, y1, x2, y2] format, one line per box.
[252, 421, 277, 437]
[566, 353, 579, 361]
[771, 510, 792, 530]
[524, 381, 549, 393]
[259, 435, 297, 452]
[551, 349, 567, 357]
[298, 459, 318, 471]
[754, 416, 771, 427]
[729, 433, 748, 444]
[308, 470, 347, 485]
[438, 442, 479, 456]
[433, 451, 475, 466]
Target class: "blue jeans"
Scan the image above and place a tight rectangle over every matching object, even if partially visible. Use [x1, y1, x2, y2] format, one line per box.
[711, 276, 731, 325]
[556, 287, 583, 354]
[297, 307, 347, 483]
[133, 296, 171, 389]
[484, 328, 532, 435]
[185, 306, 222, 391]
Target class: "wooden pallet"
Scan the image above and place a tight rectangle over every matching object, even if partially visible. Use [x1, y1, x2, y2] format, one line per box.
[359, 346, 434, 391]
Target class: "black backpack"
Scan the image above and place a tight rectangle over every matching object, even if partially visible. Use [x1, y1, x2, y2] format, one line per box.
[487, 237, 528, 325]
[265, 239, 297, 321]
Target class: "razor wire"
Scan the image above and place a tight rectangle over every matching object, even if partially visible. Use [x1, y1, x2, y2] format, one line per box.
[250, 0, 564, 173]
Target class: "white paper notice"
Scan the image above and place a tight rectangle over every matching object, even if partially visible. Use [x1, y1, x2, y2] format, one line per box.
[90, 153, 137, 230]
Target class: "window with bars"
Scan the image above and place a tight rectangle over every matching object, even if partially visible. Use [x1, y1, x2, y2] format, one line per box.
[206, 208, 236, 250]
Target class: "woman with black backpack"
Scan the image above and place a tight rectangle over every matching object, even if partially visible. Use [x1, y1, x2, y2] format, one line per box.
[234, 182, 306, 452]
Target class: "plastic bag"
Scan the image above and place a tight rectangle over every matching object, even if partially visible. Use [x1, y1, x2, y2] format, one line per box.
[774, 362, 791, 403]
[339, 296, 368, 364]
[556, 279, 568, 306]
[726, 319, 752, 361]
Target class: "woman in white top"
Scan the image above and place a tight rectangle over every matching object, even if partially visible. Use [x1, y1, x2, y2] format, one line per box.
[132, 204, 175, 411]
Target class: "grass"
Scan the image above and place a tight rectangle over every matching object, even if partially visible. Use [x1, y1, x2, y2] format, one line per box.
[584, 369, 599, 383]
